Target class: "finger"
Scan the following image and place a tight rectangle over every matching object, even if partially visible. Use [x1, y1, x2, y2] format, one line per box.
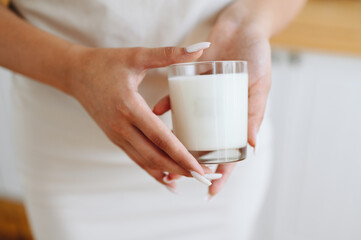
[247, 68, 271, 148]
[124, 124, 190, 177]
[119, 139, 176, 188]
[130, 93, 206, 177]
[134, 42, 210, 69]
[208, 163, 236, 196]
[148, 168, 176, 189]
[153, 95, 170, 115]
[202, 165, 213, 173]
[164, 173, 182, 182]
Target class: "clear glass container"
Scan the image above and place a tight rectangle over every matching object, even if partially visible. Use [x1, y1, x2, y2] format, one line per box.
[168, 61, 248, 164]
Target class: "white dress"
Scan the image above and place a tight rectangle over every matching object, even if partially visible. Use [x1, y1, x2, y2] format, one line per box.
[10, 0, 273, 239]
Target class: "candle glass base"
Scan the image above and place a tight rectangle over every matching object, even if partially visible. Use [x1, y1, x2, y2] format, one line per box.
[189, 146, 247, 165]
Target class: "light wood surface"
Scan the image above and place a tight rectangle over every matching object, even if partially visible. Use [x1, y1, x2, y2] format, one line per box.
[271, 0, 361, 55]
[0, 0, 9, 6]
[0, 198, 33, 240]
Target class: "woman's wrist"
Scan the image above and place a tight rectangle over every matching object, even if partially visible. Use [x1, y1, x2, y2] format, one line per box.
[213, 17, 270, 47]
[216, 1, 273, 40]
[63, 44, 94, 98]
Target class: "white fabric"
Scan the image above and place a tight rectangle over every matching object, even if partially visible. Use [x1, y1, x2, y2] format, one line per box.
[10, 0, 273, 239]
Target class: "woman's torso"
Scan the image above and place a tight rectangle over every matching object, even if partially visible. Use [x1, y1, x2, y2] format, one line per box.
[9, 1, 273, 239]
[12, 0, 233, 47]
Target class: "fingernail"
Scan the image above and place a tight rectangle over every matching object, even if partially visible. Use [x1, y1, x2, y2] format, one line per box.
[190, 170, 212, 186]
[163, 175, 175, 184]
[204, 173, 222, 180]
[204, 193, 213, 202]
[185, 42, 211, 53]
[165, 185, 178, 195]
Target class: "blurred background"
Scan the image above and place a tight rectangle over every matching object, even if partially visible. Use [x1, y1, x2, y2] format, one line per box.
[1, 0, 361, 239]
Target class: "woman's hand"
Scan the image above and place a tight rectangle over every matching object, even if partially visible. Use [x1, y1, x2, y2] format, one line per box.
[68, 45, 212, 191]
[201, 21, 272, 197]
[0, 5, 214, 191]
[154, 14, 271, 198]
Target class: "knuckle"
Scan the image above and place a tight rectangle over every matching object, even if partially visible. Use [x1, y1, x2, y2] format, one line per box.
[129, 47, 144, 65]
[250, 110, 265, 125]
[163, 47, 177, 62]
[115, 95, 138, 120]
[116, 103, 132, 119]
[253, 72, 272, 92]
[108, 131, 124, 146]
[171, 144, 182, 156]
[144, 160, 158, 170]
[146, 155, 163, 170]
[151, 134, 168, 150]
[109, 122, 127, 136]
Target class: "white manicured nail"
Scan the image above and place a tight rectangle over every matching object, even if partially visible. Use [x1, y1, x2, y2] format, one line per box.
[190, 171, 212, 186]
[204, 194, 213, 202]
[165, 185, 178, 195]
[163, 175, 175, 184]
[204, 173, 223, 180]
[185, 42, 211, 53]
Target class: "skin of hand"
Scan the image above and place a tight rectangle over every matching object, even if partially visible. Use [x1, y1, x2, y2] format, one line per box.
[0, 5, 213, 191]
[201, 0, 307, 197]
[154, 0, 306, 197]
[153, 25, 271, 194]
[0, 1, 305, 195]
[68, 47, 213, 190]
[201, 22, 272, 197]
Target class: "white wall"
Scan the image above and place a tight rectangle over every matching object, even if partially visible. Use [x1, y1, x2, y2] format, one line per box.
[0, 67, 22, 199]
[0, 50, 361, 239]
[258, 50, 361, 240]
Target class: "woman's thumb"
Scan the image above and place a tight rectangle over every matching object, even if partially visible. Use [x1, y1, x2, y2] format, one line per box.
[138, 42, 210, 69]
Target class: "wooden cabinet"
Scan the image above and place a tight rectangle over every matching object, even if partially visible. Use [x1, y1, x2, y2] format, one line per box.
[271, 0, 361, 55]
